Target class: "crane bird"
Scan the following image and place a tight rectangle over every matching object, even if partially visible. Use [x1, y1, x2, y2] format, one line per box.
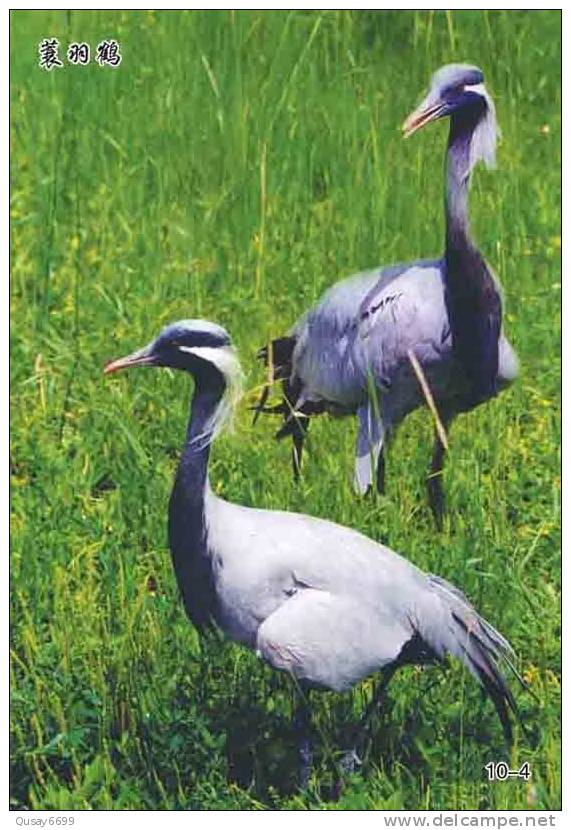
[105, 319, 524, 787]
[254, 64, 518, 527]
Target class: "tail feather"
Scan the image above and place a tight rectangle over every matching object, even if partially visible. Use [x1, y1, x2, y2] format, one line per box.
[429, 575, 515, 660]
[254, 334, 311, 478]
[257, 336, 297, 381]
[452, 611, 519, 743]
[255, 333, 324, 438]
[421, 575, 527, 743]
[254, 334, 330, 480]
[253, 335, 297, 426]
[465, 651, 514, 744]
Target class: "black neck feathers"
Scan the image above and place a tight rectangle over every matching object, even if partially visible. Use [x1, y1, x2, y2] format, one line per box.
[443, 104, 502, 406]
[167, 366, 225, 629]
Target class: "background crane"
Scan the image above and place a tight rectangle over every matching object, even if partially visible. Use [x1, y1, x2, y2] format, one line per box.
[255, 64, 518, 528]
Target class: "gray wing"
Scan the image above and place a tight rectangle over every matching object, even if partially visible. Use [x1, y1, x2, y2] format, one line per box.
[348, 259, 451, 490]
[208, 494, 431, 648]
[355, 257, 518, 408]
[209, 496, 522, 728]
[291, 270, 381, 408]
[354, 258, 451, 394]
[256, 587, 411, 692]
[290, 258, 451, 412]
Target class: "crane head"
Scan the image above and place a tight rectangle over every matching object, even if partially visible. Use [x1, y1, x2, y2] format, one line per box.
[104, 319, 235, 377]
[402, 63, 498, 170]
[403, 64, 491, 137]
[104, 319, 243, 444]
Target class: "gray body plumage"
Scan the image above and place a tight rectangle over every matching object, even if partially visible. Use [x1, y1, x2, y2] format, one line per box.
[206, 486, 513, 695]
[291, 257, 517, 491]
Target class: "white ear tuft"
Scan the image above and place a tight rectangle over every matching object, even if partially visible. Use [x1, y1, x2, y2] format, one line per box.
[179, 345, 244, 447]
[469, 86, 499, 172]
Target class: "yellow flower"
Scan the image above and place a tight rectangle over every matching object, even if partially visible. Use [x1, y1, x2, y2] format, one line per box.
[523, 664, 540, 686]
[545, 669, 560, 688]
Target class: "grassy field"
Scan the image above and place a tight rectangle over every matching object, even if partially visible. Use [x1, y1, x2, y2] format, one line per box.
[10, 9, 561, 811]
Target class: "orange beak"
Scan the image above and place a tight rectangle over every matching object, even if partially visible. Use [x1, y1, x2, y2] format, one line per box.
[402, 98, 446, 138]
[103, 346, 155, 375]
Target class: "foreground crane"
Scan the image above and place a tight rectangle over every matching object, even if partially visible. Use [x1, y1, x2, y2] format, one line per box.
[105, 319, 523, 787]
[255, 64, 518, 527]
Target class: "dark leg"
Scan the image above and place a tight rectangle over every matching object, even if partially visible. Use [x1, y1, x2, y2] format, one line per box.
[375, 425, 392, 495]
[293, 693, 313, 790]
[336, 665, 397, 791]
[375, 446, 386, 495]
[292, 416, 310, 481]
[251, 382, 270, 425]
[427, 417, 452, 530]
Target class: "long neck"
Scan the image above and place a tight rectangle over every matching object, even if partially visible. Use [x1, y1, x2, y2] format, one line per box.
[168, 380, 224, 629]
[443, 105, 502, 404]
[445, 108, 480, 253]
[176, 386, 221, 505]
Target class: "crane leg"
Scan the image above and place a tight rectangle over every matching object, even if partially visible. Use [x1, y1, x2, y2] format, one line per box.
[293, 692, 313, 790]
[375, 430, 391, 495]
[336, 664, 398, 789]
[354, 404, 386, 495]
[292, 416, 310, 481]
[427, 416, 452, 530]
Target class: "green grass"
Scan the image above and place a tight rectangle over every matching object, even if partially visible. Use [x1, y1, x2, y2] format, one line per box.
[10, 9, 560, 810]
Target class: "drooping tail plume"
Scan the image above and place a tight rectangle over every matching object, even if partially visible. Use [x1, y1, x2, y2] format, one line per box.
[252, 336, 297, 424]
[419, 575, 528, 743]
[253, 335, 324, 478]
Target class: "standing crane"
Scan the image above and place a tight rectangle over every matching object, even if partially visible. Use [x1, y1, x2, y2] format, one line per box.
[105, 319, 524, 787]
[255, 64, 518, 527]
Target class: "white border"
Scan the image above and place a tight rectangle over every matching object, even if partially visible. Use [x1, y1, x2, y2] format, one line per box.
[6, 3, 564, 823]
